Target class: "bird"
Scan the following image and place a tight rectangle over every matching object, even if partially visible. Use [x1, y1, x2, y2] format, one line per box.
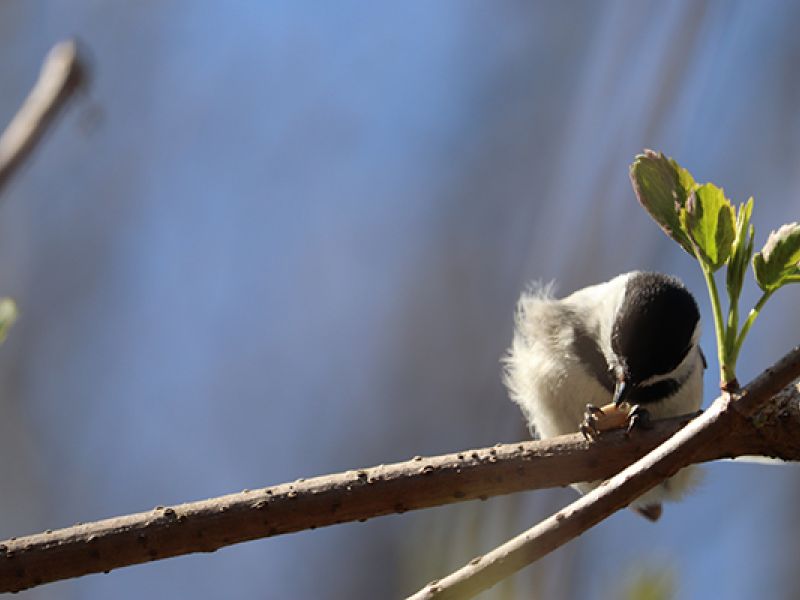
[502, 271, 705, 520]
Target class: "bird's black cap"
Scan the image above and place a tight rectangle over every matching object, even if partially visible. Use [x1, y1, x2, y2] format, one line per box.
[612, 272, 700, 384]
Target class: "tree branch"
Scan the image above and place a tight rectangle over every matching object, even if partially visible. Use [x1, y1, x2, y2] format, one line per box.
[1, 370, 799, 593]
[0, 416, 691, 592]
[0, 40, 86, 195]
[409, 345, 800, 600]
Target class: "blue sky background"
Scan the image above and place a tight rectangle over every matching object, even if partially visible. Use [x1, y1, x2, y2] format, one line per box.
[0, 2, 799, 599]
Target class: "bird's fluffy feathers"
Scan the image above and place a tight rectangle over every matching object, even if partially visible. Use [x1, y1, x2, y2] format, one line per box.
[503, 272, 703, 509]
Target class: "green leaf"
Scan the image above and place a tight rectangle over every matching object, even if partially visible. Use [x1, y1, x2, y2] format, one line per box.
[629, 150, 697, 255]
[680, 183, 736, 271]
[753, 222, 800, 291]
[726, 197, 754, 302]
[0, 298, 17, 343]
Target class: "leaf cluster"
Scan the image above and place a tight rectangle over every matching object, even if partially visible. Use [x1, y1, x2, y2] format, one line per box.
[630, 150, 800, 387]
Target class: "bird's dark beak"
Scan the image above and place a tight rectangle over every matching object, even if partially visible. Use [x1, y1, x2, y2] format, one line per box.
[613, 379, 630, 406]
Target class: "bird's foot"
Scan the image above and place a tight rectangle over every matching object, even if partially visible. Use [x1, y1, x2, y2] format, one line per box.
[580, 402, 651, 439]
[580, 403, 627, 439]
[580, 404, 602, 439]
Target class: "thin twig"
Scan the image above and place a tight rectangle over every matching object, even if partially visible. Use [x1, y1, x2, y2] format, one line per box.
[408, 345, 800, 600]
[0, 40, 86, 194]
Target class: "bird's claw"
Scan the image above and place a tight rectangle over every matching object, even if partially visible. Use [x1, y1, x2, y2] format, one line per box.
[580, 404, 604, 440]
[580, 402, 651, 439]
[624, 404, 652, 436]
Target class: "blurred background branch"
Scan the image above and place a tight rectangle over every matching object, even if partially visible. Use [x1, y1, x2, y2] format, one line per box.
[0, 40, 86, 195]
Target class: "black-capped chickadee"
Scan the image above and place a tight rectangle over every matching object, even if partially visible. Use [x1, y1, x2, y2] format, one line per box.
[503, 271, 705, 520]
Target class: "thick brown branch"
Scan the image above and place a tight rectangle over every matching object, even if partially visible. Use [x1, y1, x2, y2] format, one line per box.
[0, 40, 86, 194]
[409, 346, 800, 600]
[1, 377, 800, 593]
[0, 417, 691, 592]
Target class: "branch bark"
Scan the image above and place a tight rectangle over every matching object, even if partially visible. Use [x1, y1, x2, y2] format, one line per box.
[0, 40, 86, 194]
[0, 370, 799, 593]
[409, 345, 800, 600]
